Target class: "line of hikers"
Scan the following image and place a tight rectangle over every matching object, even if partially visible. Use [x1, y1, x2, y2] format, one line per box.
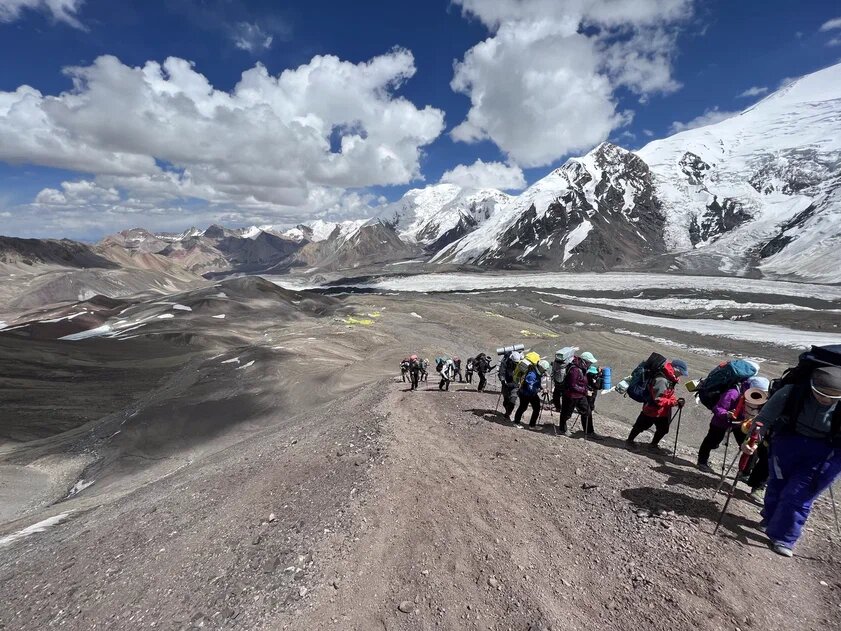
[401, 344, 841, 559]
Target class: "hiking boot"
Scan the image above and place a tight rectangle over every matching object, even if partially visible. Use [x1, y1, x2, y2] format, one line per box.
[647, 444, 670, 455]
[757, 519, 767, 533]
[697, 463, 715, 474]
[750, 487, 766, 503]
[514, 423, 524, 430]
[769, 541, 793, 558]
[587, 433, 605, 441]
[625, 440, 639, 450]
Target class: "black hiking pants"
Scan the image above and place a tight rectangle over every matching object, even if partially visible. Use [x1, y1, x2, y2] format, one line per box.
[477, 371, 487, 392]
[409, 370, 420, 390]
[501, 383, 517, 418]
[515, 393, 541, 426]
[465, 369, 473, 383]
[628, 412, 671, 446]
[697, 423, 768, 488]
[559, 395, 590, 433]
[439, 377, 450, 391]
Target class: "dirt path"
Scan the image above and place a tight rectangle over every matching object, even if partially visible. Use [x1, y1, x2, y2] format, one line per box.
[291, 380, 841, 631]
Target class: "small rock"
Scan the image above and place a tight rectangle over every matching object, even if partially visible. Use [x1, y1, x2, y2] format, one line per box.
[252, 536, 262, 546]
[398, 601, 414, 614]
[269, 513, 277, 523]
[291, 439, 298, 445]
[581, 483, 599, 490]
[488, 577, 500, 589]
[332, 580, 340, 590]
[820, 580, 828, 587]
[421, 570, 429, 576]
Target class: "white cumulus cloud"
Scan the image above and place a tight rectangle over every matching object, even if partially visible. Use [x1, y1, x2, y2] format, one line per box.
[669, 107, 739, 134]
[0, 0, 85, 28]
[819, 17, 841, 31]
[738, 85, 768, 98]
[440, 159, 525, 191]
[0, 50, 445, 230]
[449, 0, 693, 167]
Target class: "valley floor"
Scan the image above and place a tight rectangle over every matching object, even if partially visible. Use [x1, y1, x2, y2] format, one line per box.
[0, 285, 839, 630]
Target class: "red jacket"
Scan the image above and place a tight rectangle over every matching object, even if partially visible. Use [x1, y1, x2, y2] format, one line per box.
[642, 362, 680, 418]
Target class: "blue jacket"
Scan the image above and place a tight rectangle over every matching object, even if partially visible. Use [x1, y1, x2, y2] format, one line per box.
[520, 369, 541, 397]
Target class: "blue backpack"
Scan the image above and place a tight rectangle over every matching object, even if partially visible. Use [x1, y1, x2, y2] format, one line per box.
[696, 359, 757, 410]
[627, 353, 667, 404]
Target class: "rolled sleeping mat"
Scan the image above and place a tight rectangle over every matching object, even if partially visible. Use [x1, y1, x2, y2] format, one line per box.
[601, 366, 612, 391]
[614, 378, 630, 395]
[496, 343, 525, 356]
[743, 387, 769, 413]
[555, 346, 576, 362]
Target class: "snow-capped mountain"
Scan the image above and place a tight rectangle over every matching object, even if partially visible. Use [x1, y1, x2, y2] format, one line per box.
[435, 62, 841, 282]
[377, 184, 511, 252]
[433, 143, 665, 270]
[637, 63, 841, 282]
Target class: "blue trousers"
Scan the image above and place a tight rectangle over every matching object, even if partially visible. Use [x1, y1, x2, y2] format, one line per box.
[763, 433, 841, 548]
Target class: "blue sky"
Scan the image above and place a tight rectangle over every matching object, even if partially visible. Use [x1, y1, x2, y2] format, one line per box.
[0, 0, 840, 240]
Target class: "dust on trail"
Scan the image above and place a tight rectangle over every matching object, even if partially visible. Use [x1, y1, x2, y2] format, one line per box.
[292, 381, 841, 631]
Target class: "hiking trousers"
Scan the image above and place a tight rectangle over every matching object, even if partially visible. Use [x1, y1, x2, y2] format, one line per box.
[559, 395, 590, 433]
[409, 370, 420, 390]
[438, 377, 450, 391]
[697, 424, 728, 466]
[762, 433, 841, 549]
[515, 393, 541, 426]
[501, 382, 518, 417]
[477, 372, 487, 392]
[628, 412, 670, 445]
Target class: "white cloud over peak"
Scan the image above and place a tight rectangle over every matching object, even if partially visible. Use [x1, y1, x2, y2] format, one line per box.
[669, 107, 738, 134]
[0, 0, 85, 28]
[450, 0, 693, 167]
[819, 17, 841, 31]
[0, 51, 445, 231]
[232, 22, 274, 53]
[738, 85, 768, 98]
[440, 159, 525, 191]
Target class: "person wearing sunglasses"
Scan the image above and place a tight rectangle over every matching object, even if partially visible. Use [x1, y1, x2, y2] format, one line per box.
[742, 366, 841, 557]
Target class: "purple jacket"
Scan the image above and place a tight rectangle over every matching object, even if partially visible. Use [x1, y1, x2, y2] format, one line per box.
[563, 358, 590, 400]
[711, 382, 747, 428]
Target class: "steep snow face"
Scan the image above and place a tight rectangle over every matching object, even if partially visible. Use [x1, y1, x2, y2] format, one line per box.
[637, 62, 841, 281]
[303, 219, 367, 243]
[377, 184, 511, 250]
[434, 143, 665, 269]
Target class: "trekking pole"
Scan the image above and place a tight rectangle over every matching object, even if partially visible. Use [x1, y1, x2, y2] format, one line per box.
[495, 389, 503, 413]
[671, 402, 684, 463]
[830, 486, 841, 536]
[715, 450, 742, 496]
[721, 427, 732, 477]
[713, 421, 762, 535]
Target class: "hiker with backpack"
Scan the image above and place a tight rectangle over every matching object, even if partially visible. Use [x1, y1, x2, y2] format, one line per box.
[625, 356, 689, 451]
[453, 357, 463, 383]
[437, 357, 455, 391]
[740, 348, 841, 558]
[400, 358, 410, 382]
[474, 353, 494, 393]
[551, 347, 576, 412]
[465, 357, 475, 384]
[514, 359, 550, 429]
[693, 360, 760, 472]
[559, 352, 598, 436]
[408, 355, 421, 391]
[499, 350, 521, 420]
[420, 358, 429, 382]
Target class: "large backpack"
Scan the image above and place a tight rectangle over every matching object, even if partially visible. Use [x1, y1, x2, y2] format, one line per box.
[626, 352, 667, 404]
[770, 345, 841, 441]
[435, 357, 445, 373]
[513, 351, 540, 385]
[695, 359, 757, 410]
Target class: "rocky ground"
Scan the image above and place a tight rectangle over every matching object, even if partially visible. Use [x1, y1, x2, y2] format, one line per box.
[0, 281, 839, 630]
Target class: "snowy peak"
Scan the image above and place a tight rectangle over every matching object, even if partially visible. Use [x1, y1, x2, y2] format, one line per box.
[435, 141, 665, 269]
[377, 183, 511, 251]
[636, 62, 841, 281]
